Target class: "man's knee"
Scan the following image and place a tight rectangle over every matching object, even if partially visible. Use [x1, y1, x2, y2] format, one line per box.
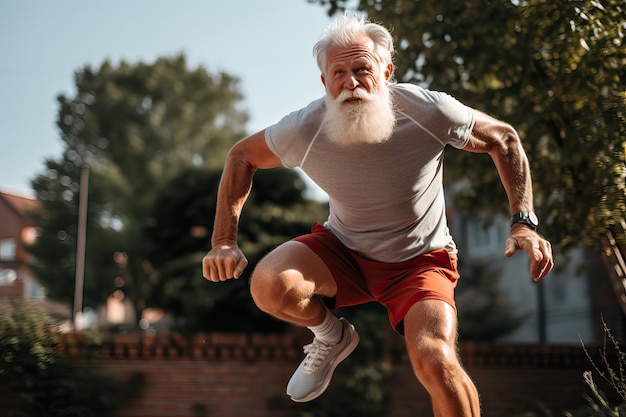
[251, 241, 335, 310]
[403, 300, 462, 383]
[249, 258, 286, 314]
[408, 336, 460, 381]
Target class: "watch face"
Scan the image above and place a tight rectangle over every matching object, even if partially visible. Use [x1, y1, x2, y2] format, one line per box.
[512, 212, 538, 229]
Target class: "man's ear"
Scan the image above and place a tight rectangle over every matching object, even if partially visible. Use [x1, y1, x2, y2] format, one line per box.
[321, 74, 326, 86]
[384, 63, 393, 82]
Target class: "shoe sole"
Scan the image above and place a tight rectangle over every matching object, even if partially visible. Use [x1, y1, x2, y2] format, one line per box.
[289, 323, 360, 403]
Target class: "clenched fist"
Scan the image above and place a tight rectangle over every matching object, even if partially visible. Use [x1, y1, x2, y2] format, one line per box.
[202, 240, 249, 282]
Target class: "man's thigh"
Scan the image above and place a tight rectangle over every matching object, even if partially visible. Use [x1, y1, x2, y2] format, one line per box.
[256, 240, 338, 298]
[292, 223, 373, 307]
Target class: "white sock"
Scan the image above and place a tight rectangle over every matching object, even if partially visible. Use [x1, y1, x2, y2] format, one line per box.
[307, 307, 343, 345]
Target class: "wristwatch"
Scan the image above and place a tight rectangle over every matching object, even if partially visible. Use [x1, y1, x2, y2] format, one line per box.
[511, 211, 538, 230]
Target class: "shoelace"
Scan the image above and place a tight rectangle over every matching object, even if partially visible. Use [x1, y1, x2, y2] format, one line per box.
[302, 338, 332, 373]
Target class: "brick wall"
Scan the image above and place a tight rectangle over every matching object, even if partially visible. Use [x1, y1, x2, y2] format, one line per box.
[3, 332, 613, 417]
[99, 334, 611, 417]
[384, 342, 597, 417]
[94, 332, 303, 417]
[99, 359, 297, 417]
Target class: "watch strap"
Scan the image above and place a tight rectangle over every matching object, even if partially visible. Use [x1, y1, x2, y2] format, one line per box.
[511, 211, 538, 230]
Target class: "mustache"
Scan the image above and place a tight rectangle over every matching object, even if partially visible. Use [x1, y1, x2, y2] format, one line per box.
[337, 88, 375, 103]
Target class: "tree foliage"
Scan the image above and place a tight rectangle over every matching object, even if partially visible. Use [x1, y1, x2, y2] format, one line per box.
[144, 166, 328, 333]
[311, 0, 625, 250]
[27, 54, 330, 332]
[28, 55, 248, 316]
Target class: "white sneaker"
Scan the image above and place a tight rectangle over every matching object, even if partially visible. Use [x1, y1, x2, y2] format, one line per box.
[286, 318, 359, 402]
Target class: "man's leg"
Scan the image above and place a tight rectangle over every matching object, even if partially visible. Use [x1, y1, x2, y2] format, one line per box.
[249, 240, 337, 326]
[250, 240, 359, 403]
[403, 299, 480, 417]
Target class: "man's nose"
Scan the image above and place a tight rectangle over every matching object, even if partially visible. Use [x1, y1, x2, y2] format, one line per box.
[344, 75, 359, 90]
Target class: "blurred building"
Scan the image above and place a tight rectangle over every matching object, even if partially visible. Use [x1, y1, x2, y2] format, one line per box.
[450, 210, 625, 344]
[0, 189, 70, 320]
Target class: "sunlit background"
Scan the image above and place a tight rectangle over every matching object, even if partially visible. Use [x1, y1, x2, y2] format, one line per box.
[0, 0, 331, 197]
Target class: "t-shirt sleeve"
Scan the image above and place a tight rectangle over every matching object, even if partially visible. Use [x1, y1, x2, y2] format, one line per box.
[265, 114, 301, 169]
[394, 84, 475, 149]
[265, 98, 325, 169]
[432, 91, 475, 149]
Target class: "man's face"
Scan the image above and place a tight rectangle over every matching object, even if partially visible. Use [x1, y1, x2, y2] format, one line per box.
[320, 36, 396, 146]
[322, 35, 391, 100]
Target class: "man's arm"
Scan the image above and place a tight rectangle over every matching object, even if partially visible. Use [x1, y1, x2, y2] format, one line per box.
[203, 130, 282, 282]
[463, 110, 554, 281]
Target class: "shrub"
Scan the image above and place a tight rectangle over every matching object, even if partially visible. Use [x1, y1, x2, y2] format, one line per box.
[0, 298, 143, 417]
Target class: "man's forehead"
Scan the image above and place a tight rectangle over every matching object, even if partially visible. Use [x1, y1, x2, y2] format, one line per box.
[326, 38, 377, 68]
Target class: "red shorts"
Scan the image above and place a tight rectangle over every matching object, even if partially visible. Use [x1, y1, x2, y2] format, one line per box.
[293, 223, 460, 334]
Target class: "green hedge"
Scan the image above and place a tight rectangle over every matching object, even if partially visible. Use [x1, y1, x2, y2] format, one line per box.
[0, 298, 143, 417]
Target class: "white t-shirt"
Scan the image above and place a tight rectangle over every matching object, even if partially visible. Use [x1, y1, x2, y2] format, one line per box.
[266, 83, 475, 263]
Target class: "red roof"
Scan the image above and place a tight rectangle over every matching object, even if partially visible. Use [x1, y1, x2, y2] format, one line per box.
[0, 191, 39, 221]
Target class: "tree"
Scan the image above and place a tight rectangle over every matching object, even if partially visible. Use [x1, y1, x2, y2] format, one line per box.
[311, 0, 626, 312]
[143, 166, 329, 333]
[28, 55, 248, 321]
[310, 0, 624, 248]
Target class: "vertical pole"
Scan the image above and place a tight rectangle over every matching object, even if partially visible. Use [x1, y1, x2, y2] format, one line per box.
[73, 164, 89, 329]
[537, 280, 547, 342]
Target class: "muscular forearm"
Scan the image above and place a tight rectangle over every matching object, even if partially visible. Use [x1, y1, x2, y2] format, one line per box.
[466, 110, 534, 215]
[211, 151, 255, 247]
[209, 130, 281, 248]
[467, 111, 553, 279]
[489, 131, 534, 215]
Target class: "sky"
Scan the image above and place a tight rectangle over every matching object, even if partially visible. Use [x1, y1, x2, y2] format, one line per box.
[0, 0, 334, 198]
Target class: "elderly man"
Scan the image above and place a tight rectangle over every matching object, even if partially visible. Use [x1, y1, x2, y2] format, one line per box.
[202, 15, 553, 417]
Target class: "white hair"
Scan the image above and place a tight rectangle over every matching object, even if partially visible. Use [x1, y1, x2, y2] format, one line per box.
[313, 14, 396, 80]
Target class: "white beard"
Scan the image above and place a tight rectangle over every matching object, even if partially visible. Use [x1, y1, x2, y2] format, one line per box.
[322, 84, 396, 146]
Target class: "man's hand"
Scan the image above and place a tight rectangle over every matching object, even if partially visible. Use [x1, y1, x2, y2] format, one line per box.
[202, 240, 249, 282]
[504, 224, 554, 281]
